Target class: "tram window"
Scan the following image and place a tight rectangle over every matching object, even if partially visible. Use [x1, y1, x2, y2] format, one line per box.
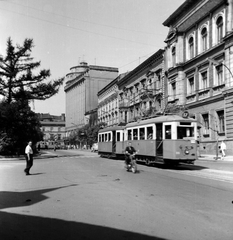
[147, 126, 153, 139]
[98, 135, 101, 142]
[165, 125, 172, 139]
[133, 129, 138, 140]
[105, 133, 108, 141]
[128, 129, 132, 140]
[117, 132, 120, 141]
[177, 126, 194, 139]
[140, 128, 145, 140]
[108, 133, 111, 141]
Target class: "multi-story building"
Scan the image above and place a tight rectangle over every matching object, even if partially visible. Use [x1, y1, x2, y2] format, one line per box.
[64, 62, 118, 135]
[37, 113, 66, 141]
[117, 49, 165, 124]
[97, 73, 128, 126]
[163, 0, 233, 154]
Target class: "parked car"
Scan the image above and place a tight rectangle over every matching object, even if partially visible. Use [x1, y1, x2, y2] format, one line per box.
[91, 143, 98, 152]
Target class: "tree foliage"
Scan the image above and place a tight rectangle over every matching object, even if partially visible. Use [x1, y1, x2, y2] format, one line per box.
[0, 100, 43, 155]
[68, 122, 107, 147]
[0, 37, 64, 155]
[0, 37, 64, 103]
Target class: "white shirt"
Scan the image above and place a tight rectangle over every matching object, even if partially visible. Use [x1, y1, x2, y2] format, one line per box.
[221, 142, 226, 150]
[25, 145, 33, 154]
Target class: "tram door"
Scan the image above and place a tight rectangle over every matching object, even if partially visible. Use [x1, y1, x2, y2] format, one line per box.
[112, 131, 116, 153]
[156, 123, 163, 156]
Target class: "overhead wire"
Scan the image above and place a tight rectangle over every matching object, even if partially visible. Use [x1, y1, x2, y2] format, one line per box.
[0, 5, 159, 48]
[8, 1, 160, 36]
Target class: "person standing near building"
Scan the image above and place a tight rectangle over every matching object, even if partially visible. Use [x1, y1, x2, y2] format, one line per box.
[220, 140, 226, 160]
[24, 141, 33, 175]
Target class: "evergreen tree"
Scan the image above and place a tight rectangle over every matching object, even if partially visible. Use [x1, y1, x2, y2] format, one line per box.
[0, 37, 64, 103]
[0, 100, 43, 155]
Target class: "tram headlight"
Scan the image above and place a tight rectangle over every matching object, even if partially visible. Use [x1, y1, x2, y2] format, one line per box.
[185, 149, 189, 155]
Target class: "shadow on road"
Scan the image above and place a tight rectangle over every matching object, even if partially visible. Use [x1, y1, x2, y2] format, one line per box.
[0, 184, 169, 240]
[0, 211, 169, 240]
[0, 184, 77, 210]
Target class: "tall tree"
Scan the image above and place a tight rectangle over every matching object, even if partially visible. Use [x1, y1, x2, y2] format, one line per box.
[0, 100, 43, 155]
[0, 37, 64, 103]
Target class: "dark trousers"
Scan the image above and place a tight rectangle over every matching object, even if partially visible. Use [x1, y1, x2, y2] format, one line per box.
[25, 154, 33, 174]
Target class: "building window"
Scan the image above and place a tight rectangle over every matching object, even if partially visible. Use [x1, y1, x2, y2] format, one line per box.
[201, 27, 208, 51]
[58, 134, 61, 140]
[215, 64, 223, 85]
[158, 98, 161, 110]
[200, 70, 208, 90]
[187, 76, 195, 95]
[135, 84, 139, 93]
[217, 110, 225, 133]
[148, 79, 152, 89]
[202, 113, 209, 136]
[171, 82, 176, 99]
[141, 80, 146, 90]
[189, 36, 194, 59]
[156, 71, 162, 90]
[216, 16, 223, 43]
[171, 46, 176, 66]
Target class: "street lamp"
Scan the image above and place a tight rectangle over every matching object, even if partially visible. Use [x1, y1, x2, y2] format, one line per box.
[207, 57, 233, 79]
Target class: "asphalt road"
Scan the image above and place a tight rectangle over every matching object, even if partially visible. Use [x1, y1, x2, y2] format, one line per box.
[0, 151, 233, 240]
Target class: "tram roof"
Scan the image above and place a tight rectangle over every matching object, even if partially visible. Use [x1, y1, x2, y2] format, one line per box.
[126, 115, 196, 128]
[99, 125, 125, 133]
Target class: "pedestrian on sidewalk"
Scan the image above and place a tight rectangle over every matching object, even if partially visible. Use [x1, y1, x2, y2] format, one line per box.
[220, 140, 226, 160]
[24, 141, 33, 175]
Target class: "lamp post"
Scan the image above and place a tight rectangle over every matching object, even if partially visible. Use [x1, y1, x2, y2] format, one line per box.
[207, 57, 233, 79]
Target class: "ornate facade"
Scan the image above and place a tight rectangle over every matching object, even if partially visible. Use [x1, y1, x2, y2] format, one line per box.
[117, 49, 165, 124]
[163, 0, 233, 154]
[97, 73, 128, 127]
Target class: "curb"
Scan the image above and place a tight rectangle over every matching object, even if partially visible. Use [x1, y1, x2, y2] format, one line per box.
[198, 155, 233, 162]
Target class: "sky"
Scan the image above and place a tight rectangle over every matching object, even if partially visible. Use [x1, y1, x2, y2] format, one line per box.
[0, 0, 185, 115]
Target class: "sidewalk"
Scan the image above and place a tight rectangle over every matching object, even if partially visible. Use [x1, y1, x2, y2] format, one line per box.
[198, 154, 233, 161]
[0, 149, 97, 161]
[0, 151, 58, 161]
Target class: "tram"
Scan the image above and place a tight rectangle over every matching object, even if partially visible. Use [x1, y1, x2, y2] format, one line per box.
[98, 115, 198, 165]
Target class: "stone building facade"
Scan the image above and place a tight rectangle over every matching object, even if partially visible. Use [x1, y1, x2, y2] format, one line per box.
[37, 113, 66, 141]
[163, 0, 233, 154]
[117, 49, 165, 124]
[64, 62, 118, 135]
[97, 73, 128, 127]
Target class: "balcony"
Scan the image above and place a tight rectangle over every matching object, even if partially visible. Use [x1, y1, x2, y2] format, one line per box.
[119, 100, 130, 109]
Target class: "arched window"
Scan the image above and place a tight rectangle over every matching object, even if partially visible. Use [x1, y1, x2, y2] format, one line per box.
[201, 27, 207, 51]
[216, 16, 223, 42]
[171, 46, 176, 66]
[189, 36, 194, 58]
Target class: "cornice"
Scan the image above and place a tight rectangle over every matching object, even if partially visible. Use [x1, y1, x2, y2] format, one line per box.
[117, 49, 164, 87]
[186, 93, 224, 109]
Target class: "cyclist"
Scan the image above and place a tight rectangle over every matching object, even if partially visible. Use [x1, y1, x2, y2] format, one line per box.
[125, 141, 137, 167]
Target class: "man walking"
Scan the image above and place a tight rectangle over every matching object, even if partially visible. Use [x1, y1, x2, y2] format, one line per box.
[24, 141, 33, 175]
[220, 140, 226, 160]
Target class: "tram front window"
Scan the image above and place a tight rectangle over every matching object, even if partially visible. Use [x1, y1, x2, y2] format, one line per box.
[165, 125, 171, 139]
[177, 126, 194, 139]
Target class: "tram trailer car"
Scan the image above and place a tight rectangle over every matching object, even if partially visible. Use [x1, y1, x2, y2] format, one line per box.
[98, 126, 126, 158]
[98, 115, 198, 165]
